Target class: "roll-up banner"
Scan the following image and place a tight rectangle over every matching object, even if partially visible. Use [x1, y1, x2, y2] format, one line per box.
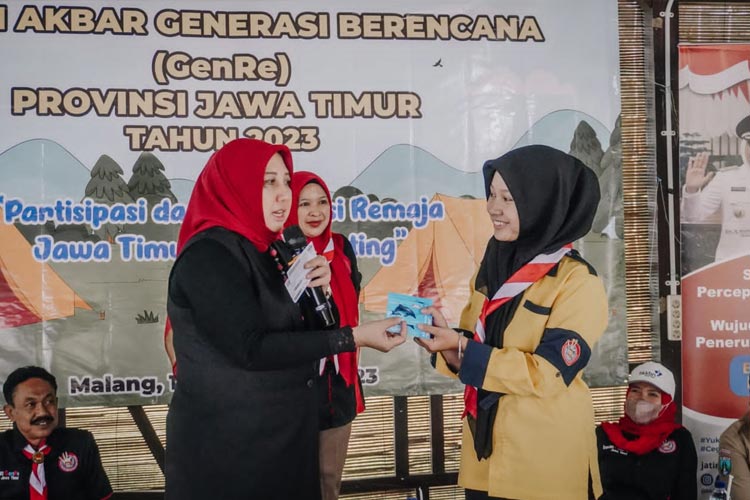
[680, 44, 750, 498]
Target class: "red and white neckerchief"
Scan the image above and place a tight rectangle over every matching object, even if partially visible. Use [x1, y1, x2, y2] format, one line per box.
[21, 441, 51, 500]
[463, 245, 572, 419]
[319, 238, 340, 375]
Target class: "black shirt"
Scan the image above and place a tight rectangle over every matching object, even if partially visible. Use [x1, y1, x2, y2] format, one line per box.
[169, 235, 354, 369]
[596, 425, 698, 500]
[165, 228, 356, 500]
[0, 426, 112, 500]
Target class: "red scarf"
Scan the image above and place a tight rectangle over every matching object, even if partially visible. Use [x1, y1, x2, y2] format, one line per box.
[22, 440, 51, 500]
[176, 139, 293, 254]
[464, 246, 571, 419]
[600, 389, 682, 455]
[287, 171, 363, 413]
[165, 139, 294, 374]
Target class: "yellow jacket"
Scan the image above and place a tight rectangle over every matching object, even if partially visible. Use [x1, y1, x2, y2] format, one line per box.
[437, 255, 608, 500]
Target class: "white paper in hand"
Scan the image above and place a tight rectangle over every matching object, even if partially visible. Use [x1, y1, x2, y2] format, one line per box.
[284, 242, 317, 303]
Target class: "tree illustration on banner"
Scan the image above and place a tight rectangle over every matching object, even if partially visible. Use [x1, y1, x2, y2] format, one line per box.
[127, 152, 177, 207]
[83, 155, 134, 242]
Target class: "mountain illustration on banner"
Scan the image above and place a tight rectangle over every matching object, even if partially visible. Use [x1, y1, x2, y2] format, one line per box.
[350, 144, 485, 201]
[512, 109, 612, 154]
[0, 140, 90, 205]
[0, 109, 611, 206]
[0, 139, 186, 205]
[350, 109, 612, 202]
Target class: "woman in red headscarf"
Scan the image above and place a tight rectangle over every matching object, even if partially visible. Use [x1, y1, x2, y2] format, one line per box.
[164, 139, 405, 500]
[287, 171, 363, 500]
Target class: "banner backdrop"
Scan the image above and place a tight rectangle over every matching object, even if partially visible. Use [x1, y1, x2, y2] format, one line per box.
[0, 0, 623, 407]
[679, 44, 750, 498]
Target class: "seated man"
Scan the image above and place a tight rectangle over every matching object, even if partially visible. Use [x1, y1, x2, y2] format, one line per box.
[1, 366, 113, 500]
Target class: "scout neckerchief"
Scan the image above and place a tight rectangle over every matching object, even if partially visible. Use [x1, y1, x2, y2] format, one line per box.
[22, 440, 51, 500]
[463, 245, 571, 420]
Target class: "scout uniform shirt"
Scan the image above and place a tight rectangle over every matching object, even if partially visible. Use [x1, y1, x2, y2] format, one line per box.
[435, 256, 607, 500]
[0, 426, 112, 500]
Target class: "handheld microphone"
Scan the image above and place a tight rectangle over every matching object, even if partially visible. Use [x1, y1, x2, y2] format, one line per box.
[270, 225, 335, 327]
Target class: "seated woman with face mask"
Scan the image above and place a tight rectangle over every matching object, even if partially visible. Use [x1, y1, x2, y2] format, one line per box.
[596, 362, 697, 500]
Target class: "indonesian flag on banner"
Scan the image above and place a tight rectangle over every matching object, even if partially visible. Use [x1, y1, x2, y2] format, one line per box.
[679, 44, 750, 137]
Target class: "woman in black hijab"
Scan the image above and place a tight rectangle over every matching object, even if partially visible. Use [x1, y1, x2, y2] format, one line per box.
[416, 145, 608, 500]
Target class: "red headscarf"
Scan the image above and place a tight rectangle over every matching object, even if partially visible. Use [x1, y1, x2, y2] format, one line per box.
[177, 138, 293, 254]
[165, 139, 293, 372]
[600, 386, 682, 455]
[287, 171, 363, 413]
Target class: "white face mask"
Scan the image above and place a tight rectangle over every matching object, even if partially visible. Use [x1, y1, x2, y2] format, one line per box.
[626, 399, 663, 424]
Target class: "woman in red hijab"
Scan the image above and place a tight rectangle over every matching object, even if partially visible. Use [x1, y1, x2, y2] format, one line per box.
[165, 140, 405, 500]
[597, 362, 697, 499]
[287, 171, 363, 500]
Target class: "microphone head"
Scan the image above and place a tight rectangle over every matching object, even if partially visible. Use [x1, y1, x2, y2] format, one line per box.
[282, 225, 308, 250]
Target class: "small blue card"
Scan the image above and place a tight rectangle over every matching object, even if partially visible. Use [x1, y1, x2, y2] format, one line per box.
[386, 293, 433, 338]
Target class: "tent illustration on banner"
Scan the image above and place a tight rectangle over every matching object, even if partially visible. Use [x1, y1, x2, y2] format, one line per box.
[0, 208, 92, 329]
[360, 194, 492, 325]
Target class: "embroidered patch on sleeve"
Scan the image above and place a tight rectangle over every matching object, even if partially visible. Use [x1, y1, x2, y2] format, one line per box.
[534, 328, 591, 385]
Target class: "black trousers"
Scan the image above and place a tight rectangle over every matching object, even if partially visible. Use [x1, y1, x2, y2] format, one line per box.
[464, 470, 597, 499]
[464, 489, 512, 500]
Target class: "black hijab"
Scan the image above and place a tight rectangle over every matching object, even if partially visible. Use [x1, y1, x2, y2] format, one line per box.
[469, 145, 600, 460]
[475, 144, 600, 299]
